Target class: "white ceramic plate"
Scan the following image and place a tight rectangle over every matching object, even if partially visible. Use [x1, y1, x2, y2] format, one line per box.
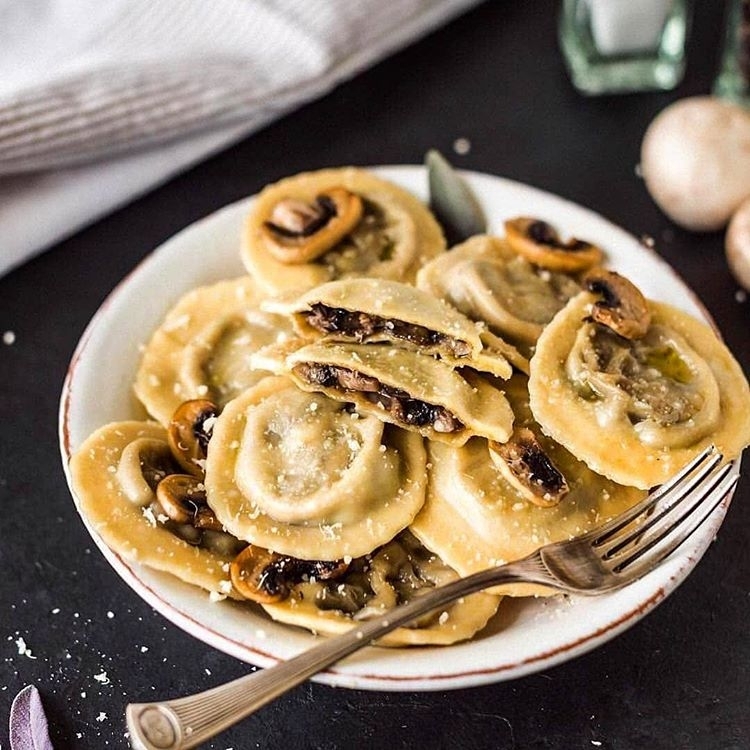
[59, 166, 733, 691]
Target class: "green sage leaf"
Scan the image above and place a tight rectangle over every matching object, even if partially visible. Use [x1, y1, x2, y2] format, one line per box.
[425, 149, 486, 246]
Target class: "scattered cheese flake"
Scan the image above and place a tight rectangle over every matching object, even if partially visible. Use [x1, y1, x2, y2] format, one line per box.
[3, 330, 16, 345]
[453, 137, 471, 155]
[15, 637, 36, 659]
[96, 712, 107, 723]
[218, 580, 233, 595]
[164, 313, 190, 331]
[94, 670, 110, 685]
[141, 506, 157, 527]
[106, 611, 115, 619]
[209, 591, 227, 603]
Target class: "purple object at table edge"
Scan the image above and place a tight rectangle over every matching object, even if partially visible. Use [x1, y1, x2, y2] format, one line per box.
[9, 685, 54, 750]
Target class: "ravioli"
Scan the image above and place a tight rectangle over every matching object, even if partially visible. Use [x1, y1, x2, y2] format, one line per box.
[134, 277, 292, 425]
[261, 532, 500, 646]
[264, 277, 512, 378]
[416, 234, 582, 356]
[204, 376, 427, 560]
[241, 168, 446, 294]
[528, 293, 750, 488]
[68, 421, 240, 599]
[256, 340, 514, 445]
[410, 374, 646, 596]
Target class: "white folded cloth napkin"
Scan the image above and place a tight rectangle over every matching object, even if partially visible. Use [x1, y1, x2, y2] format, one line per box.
[0, 0, 480, 278]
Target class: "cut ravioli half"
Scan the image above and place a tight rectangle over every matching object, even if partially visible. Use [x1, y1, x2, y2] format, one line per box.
[241, 167, 446, 294]
[264, 277, 512, 378]
[261, 531, 500, 646]
[255, 340, 514, 445]
[134, 276, 292, 425]
[68, 421, 241, 599]
[410, 374, 646, 597]
[416, 234, 582, 356]
[204, 376, 427, 561]
[529, 292, 750, 488]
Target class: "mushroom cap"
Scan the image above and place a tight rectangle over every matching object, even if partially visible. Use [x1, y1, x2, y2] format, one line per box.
[726, 197, 750, 290]
[641, 96, 750, 232]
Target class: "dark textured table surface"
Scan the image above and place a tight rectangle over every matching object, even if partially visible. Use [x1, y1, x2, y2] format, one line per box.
[1, 2, 749, 748]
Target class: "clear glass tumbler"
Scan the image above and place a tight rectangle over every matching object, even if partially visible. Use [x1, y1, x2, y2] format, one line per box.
[559, 0, 691, 95]
[713, 0, 750, 106]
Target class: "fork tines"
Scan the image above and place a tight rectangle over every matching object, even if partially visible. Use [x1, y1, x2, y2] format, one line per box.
[593, 446, 739, 574]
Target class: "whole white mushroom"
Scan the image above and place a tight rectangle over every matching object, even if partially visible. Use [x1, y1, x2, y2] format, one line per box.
[640, 97, 750, 231]
[726, 197, 750, 290]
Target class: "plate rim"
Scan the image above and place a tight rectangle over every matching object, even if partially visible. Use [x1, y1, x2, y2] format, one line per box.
[58, 165, 736, 691]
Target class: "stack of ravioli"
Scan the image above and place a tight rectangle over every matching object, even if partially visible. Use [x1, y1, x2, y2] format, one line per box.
[69, 167, 750, 647]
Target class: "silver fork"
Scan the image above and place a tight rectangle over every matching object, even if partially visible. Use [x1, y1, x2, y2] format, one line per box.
[126, 446, 739, 750]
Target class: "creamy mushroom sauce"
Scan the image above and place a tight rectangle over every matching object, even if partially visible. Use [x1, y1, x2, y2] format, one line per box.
[566, 323, 717, 447]
[318, 199, 395, 274]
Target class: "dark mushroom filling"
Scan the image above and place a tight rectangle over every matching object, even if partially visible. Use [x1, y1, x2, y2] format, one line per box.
[312, 532, 454, 628]
[571, 325, 702, 427]
[303, 303, 473, 357]
[292, 362, 464, 433]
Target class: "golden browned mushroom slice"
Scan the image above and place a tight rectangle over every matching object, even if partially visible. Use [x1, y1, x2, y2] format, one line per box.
[68, 421, 243, 599]
[261, 187, 364, 264]
[584, 269, 652, 339]
[116, 437, 180, 506]
[505, 217, 603, 272]
[156, 474, 224, 532]
[167, 399, 218, 476]
[488, 428, 569, 507]
[230, 545, 349, 604]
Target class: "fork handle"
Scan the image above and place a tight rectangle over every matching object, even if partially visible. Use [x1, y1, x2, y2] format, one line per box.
[127, 560, 544, 750]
